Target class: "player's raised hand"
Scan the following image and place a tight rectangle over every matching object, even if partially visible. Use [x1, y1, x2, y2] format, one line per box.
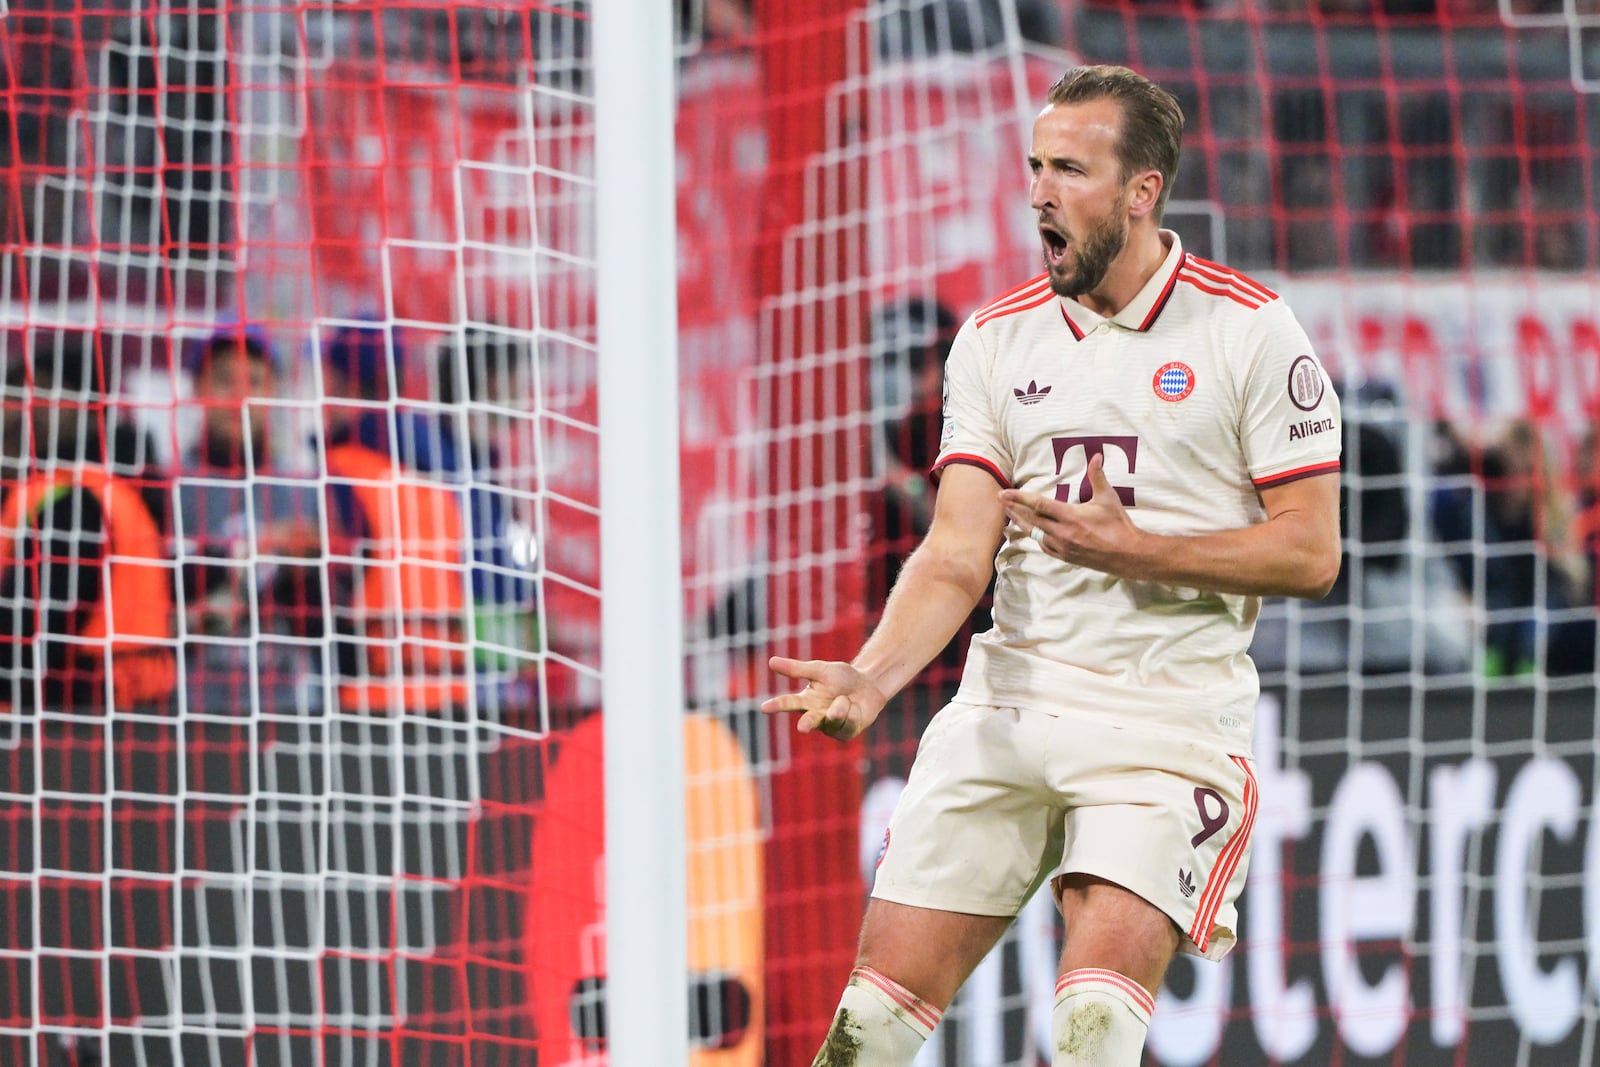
[999, 453, 1143, 574]
[761, 657, 889, 742]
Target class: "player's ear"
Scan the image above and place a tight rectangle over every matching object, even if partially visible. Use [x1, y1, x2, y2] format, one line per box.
[1126, 169, 1162, 219]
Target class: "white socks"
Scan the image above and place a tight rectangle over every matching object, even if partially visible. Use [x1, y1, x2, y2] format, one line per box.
[809, 964, 1153, 1067]
[1051, 968, 1154, 1066]
[811, 966, 943, 1067]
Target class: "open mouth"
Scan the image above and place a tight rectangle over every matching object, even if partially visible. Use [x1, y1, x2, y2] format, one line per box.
[1041, 227, 1068, 267]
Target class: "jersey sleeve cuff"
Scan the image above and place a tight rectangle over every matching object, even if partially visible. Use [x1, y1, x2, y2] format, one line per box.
[931, 453, 1010, 489]
[1252, 459, 1341, 489]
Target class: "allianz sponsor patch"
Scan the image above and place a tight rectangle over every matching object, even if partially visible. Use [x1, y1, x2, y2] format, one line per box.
[1289, 416, 1335, 441]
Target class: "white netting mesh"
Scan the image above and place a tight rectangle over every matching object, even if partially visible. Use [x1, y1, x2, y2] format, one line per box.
[1, 1, 1597, 1065]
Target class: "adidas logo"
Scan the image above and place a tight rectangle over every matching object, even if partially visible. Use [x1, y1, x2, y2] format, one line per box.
[1013, 380, 1051, 406]
[1177, 869, 1196, 898]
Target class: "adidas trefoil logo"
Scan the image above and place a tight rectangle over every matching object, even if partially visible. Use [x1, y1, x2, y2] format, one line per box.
[1177, 868, 1196, 898]
[1013, 379, 1051, 406]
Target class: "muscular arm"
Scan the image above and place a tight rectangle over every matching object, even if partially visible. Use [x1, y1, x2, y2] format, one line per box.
[763, 463, 1005, 739]
[853, 463, 1006, 696]
[1003, 459, 1341, 600]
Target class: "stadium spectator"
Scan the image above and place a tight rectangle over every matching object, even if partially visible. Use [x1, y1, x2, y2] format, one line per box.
[318, 321, 472, 715]
[1433, 418, 1593, 676]
[765, 65, 1342, 1066]
[175, 325, 332, 716]
[0, 331, 176, 713]
[1, 328, 171, 528]
[320, 320, 397, 454]
[397, 326, 541, 716]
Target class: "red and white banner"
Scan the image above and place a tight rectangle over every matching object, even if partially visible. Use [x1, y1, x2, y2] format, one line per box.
[1283, 276, 1600, 425]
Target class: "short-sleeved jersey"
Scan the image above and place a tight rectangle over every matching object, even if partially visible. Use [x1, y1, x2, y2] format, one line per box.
[933, 231, 1340, 745]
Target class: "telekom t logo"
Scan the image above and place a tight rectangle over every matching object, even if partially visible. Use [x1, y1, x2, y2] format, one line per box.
[1052, 435, 1138, 506]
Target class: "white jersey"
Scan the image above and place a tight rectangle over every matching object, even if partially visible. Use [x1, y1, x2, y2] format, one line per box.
[933, 231, 1341, 745]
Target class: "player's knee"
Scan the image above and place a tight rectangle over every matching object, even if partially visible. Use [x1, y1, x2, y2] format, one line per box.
[1057, 879, 1180, 983]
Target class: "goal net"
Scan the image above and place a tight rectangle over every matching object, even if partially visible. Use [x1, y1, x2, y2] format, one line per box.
[0, 0, 1596, 1065]
[1, 3, 586, 1064]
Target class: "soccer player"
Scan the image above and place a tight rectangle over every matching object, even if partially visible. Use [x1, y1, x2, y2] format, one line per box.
[762, 65, 1342, 1066]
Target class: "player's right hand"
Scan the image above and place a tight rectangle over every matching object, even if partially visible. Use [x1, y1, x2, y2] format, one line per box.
[760, 657, 888, 742]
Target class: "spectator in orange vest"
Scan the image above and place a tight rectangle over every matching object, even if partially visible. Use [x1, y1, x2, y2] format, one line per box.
[320, 321, 471, 715]
[392, 326, 542, 717]
[0, 331, 175, 713]
[176, 325, 335, 716]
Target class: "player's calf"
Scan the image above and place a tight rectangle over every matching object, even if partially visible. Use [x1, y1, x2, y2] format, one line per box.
[1052, 967, 1154, 1066]
[812, 966, 942, 1067]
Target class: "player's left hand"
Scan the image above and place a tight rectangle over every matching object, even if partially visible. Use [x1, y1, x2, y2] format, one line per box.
[999, 453, 1144, 573]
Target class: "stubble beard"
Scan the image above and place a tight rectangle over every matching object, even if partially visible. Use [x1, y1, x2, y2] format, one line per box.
[1046, 209, 1129, 301]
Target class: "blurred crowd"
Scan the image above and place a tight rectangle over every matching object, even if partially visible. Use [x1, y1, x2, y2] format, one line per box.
[1251, 385, 1598, 679]
[0, 325, 543, 719]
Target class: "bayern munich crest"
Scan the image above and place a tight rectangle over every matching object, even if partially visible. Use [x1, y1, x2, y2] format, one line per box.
[1153, 361, 1196, 402]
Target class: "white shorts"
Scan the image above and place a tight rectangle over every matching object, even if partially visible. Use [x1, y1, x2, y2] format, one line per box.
[870, 701, 1258, 960]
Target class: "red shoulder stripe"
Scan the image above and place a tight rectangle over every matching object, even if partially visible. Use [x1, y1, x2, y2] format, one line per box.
[1186, 255, 1278, 302]
[1181, 260, 1272, 307]
[1177, 271, 1262, 310]
[976, 289, 1055, 328]
[975, 273, 1051, 319]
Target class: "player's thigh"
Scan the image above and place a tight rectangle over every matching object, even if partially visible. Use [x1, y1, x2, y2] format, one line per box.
[1054, 873, 1182, 993]
[1048, 726, 1257, 963]
[872, 702, 1063, 917]
[857, 897, 1013, 1010]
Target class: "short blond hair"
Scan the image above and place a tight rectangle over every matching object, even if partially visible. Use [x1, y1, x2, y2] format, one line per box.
[1046, 65, 1185, 219]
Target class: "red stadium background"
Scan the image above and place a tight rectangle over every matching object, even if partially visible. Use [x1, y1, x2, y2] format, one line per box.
[1, 1, 1597, 1065]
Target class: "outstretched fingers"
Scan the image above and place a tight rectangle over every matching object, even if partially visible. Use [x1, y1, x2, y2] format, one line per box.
[799, 694, 853, 736]
[761, 658, 880, 742]
[760, 656, 832, 716]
